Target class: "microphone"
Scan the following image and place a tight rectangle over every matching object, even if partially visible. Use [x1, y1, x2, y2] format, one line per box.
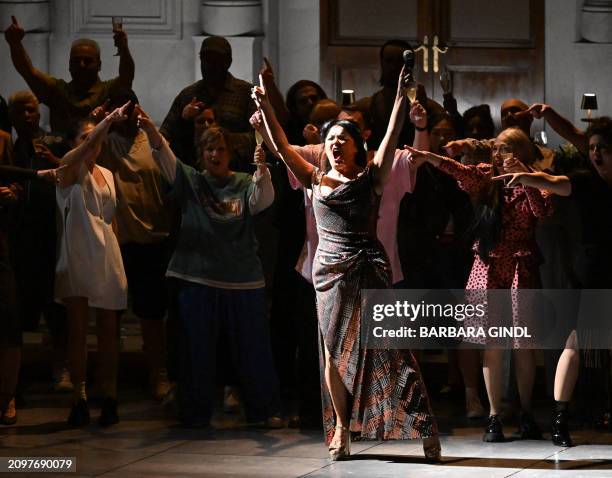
[403, 49, 415, 75]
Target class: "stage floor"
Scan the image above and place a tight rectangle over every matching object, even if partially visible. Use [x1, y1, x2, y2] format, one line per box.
[2, 388, 612, 478]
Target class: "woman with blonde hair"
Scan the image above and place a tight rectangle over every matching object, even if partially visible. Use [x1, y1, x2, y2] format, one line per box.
[407, 126, 553, 443]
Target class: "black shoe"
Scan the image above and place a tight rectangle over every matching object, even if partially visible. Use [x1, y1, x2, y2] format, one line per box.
[551, 410, 573, 447]
[482, 415, 506, 443]
[67, 399, 90, 427]
[483, 414, 505, 442]
[517, 412, 543, 440]
[98, 397, 119, 427]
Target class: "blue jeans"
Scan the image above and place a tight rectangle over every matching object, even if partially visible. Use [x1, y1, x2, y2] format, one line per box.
[176, 281, 280, 424]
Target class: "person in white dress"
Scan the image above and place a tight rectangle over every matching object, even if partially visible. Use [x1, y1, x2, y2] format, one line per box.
[55, 103, 129, 427]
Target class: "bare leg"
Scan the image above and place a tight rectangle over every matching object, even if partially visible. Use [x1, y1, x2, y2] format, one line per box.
[554, 332, 579, 402]
[96, 309, 119, 399]
[324, 345, 348, 427]
[483, 349, 505, 415]
[65, 297, 89, 400]
[514, 349, 536, 412]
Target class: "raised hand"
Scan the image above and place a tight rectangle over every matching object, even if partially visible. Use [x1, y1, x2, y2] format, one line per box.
[34, 142, 61, 166]
[135, 105, 154, 133]
[409, 100, 427, 129]
[182, 97, 206, 120]
[113, 29, 128, 53]
[302, 123, 320, 145]
[4, 16, 25, 45]
[259, 57, 275, 87]
[106, 101, 130, 123]
[253, 144, 267, 170]
[249, 110, 264, 132]
[90, 99, 110, 123]
[526, 103, 550, 119]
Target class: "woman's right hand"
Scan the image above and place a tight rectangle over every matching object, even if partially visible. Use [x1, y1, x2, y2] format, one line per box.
[105, 101, 130, 124]
[135, 105, 155, 133]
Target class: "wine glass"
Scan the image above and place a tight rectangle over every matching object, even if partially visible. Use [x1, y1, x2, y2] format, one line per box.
[112, 17, 123, 56]
[440, 68, 452, 95]
[405, 80, 417, 103]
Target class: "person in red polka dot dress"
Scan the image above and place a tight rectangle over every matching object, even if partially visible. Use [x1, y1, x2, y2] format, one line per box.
[406, 126, 553, 443]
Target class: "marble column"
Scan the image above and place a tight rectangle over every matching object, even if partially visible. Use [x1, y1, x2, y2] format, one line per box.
[582, 0, 612, 43]
[200, 0, 262, 35]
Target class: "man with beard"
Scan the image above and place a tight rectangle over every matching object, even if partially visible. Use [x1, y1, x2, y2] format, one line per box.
[4, 16, 134, 135]
[160, 36, 255, 168]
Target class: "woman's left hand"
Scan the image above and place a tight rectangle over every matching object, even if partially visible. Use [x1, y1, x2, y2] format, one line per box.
[492, 172, 526, 187]
[253, 145, 267, 171]
[503, 155, 530, 174]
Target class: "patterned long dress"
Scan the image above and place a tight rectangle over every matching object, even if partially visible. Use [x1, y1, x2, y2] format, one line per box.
[310, 167, 437, 445]
[436, 158, 553, 346]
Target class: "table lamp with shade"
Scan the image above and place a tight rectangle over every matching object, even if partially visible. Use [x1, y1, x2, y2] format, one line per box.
[581, 93, 598, 122]
[341, 89, 355, 106]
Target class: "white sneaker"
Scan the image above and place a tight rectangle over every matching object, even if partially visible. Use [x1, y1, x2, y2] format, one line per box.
[54, 368, 74, 393]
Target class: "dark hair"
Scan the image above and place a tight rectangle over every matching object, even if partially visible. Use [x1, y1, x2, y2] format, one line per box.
[108, 86, 138, 110]
[341, 103, 371, 129]
[429, 112, 455, 133]
[586, 116, 612, 145]
[470, 181, 504, 262]
[379, 39, 413, 86]
[67, 118, 96, 143]
[286, 80, 327, 117]
[320, 119, 367, 168]
[379, 39, 413, 60]
[463, 104, 495, 140]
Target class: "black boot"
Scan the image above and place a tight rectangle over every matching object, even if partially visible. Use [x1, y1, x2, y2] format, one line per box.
[483, 414, 505, 442]
[67, 399, 90, 427]
[517, 411, 543, 440]
[99, 397, 119, 427]
[552, 410, 573, 447]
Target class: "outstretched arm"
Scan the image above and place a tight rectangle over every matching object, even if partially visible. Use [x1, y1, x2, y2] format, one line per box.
[370, 67, 408, 194]
[252, 81, 314, 188]
[493, 171, 572, 196]
[4, 16, 55, 99]
[136, 105, 178, 183]
[527, 103, 588, 155]
[259, 58, 289, 126]
[58, 102, 129, 187]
